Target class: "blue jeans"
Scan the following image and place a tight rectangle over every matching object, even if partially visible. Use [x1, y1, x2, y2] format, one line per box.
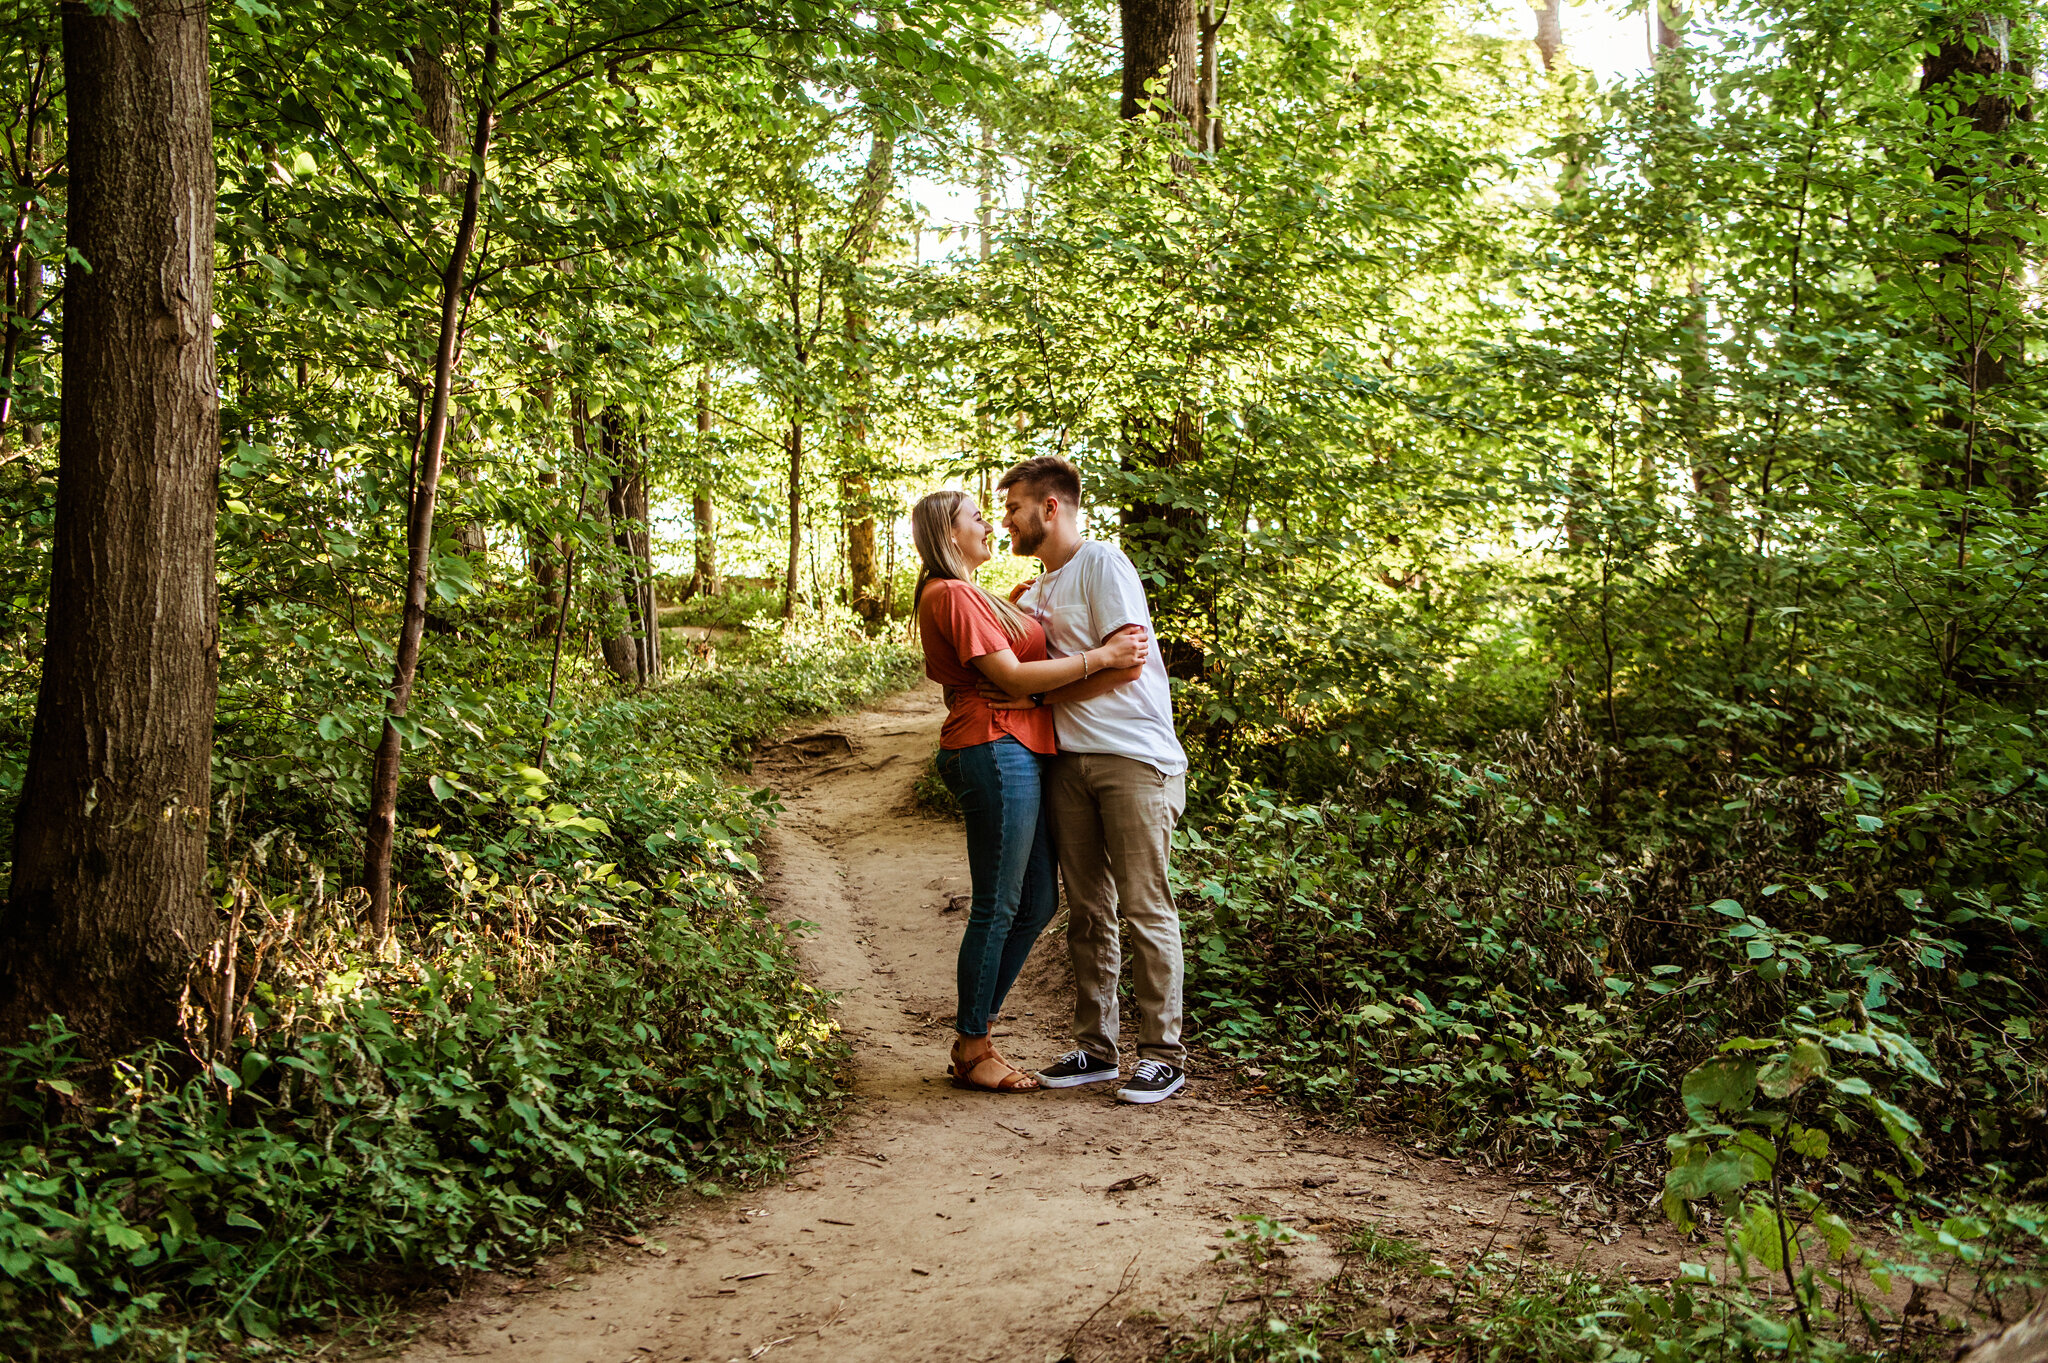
[936, 737, 1060, 1038]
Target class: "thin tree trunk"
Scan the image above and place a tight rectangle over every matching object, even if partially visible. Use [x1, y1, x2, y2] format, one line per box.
[408, 41, 489, 559]
[690, 368, 719, 599]
[0, 0, 218, 1055]
[0, 43, 51, 442]
[1198, 1, 1227, 153]
[362, 0, 501, 942]
[784, 415, 803, 618]
[628, 418, 659, 681]
[597, 403, 642, 684]
[842, 97, 894, 630]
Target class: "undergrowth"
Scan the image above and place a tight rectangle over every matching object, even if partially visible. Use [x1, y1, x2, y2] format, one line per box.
[1178, 689, 2046, 1191]
[1171, 1209, 2048, 1363]
[0, 621, 919, 1359]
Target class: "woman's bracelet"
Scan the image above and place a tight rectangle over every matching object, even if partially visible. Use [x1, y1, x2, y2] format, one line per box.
[1080, 649, 1093, 680]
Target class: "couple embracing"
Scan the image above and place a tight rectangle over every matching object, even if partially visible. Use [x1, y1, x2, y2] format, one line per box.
[912, 455, 1187, 1106]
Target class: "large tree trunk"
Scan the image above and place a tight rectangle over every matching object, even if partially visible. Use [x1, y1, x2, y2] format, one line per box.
[1119, 0, 1205, 678]
[1919, 9, 2030, 768]
[0, 0, 218, 1056]
[1121, 0, 1200, 126]
[362, 0, 500, 942]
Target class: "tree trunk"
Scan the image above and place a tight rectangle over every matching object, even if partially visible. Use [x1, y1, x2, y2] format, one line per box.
[1119, 0, 1205, 678]
[407, 41, 488, 559]
[362, 0, 500, 942]
[783, 415, 803, 619]
[597, 404, 653, 685]
[842, 102, 895, 631]
[1121, 0, 1200, 128]
[1920, 10, 2026, 495]
[690, 369, 719, 599]
[627, 419, 660, 682]
[1534, 0, 1563, 73]
[1198, 1, 1227, 152]
[1919, 9, 2030, 768]
[0, 0, 218, 1056]
[0, 42, 52, 442]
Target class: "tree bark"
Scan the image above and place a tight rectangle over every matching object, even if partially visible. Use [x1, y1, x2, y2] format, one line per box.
[690, 369, 719, 599]
[841, 102, 894, 630]
[1534, 0, 1563, 73]
[408, 41, 489, 559]
[1121, 0, 1200, 128]
[0, 41, 53, 442]
[1119, 0, 1205, 678]
[1198, 1, 1227, 153]
[1919, 9, 2031, 768]
[597, 404, 654, 685]
[362, 0, 500, 942]
[783, 415, 803, 618]
[1920, 10, 2027, 494]
[0, 0, 218, 1056]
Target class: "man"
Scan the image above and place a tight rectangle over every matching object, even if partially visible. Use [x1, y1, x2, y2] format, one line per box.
[984, 455, 1190, 1104]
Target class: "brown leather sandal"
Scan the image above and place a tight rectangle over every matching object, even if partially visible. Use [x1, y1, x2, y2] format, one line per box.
[949, 1043, 1041, 1092]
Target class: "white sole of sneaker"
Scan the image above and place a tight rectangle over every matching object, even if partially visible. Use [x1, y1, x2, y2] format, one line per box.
[1036, 1068, 1122, 1089]
[1115, 1074, 1186, 1104]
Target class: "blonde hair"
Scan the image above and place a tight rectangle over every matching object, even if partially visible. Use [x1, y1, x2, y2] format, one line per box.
[911, 490, 1033, 643]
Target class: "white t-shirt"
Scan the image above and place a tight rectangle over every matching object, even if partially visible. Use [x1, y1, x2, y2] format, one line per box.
[1017, 540, 1187, 777]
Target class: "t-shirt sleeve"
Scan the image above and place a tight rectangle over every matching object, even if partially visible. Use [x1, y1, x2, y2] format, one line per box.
[926, 581, 1015, 665]
[1084, 546, 1154, 643]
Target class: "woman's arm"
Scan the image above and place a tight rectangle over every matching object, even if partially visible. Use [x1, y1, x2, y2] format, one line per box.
[969, 627, 1147, 700]
[980, 624, 1146, 709]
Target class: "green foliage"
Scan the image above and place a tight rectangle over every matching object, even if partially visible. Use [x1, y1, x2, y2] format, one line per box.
[0, 901, 835, 1356]
[0, 616, 911, 1356]
[1175, 693, 2046, 1184]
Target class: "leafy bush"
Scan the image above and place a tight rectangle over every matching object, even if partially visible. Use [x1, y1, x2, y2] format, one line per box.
[0, 622, 915, 1357]
[1176, 692, 2048, 1188]
[0, 902, 835, 1357]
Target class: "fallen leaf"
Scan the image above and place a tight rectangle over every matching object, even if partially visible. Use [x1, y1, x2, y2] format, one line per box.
[1107, 1173, 1160, 1193]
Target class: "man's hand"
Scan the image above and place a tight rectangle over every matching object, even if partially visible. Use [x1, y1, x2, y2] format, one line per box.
[977, 678, 1038, 709]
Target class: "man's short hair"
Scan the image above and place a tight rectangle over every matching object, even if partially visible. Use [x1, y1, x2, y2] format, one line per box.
[996, 455, 1082, 509]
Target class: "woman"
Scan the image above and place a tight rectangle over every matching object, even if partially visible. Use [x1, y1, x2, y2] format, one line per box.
[912, 490, 1149, 1093]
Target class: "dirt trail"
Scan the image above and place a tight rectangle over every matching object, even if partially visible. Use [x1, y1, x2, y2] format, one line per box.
[405, 684, 1686, 1363]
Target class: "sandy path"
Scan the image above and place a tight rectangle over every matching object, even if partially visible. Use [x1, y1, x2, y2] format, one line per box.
[405, 684, 1686, 1363]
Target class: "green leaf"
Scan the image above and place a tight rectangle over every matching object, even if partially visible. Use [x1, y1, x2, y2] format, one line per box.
[1681, 1057, 1756, 1124]
[1758, 1040, 1827, 1099]
[1738, 1201, 1788, 1273]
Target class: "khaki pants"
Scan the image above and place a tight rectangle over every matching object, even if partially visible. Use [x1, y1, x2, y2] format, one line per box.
[1046, 752, 1186, 1066]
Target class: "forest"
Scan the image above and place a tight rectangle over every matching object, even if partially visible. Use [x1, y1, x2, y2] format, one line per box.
[0, 0, 2043, 1357]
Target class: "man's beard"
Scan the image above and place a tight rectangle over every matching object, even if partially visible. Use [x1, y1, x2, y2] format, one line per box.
[1009, 519, 1047, 556]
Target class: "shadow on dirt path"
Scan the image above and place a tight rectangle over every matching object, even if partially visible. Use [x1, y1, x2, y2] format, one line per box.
[402, 683, 1690, 1363]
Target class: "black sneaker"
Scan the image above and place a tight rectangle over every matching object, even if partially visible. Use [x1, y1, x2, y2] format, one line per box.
[1116, 1059, 1186, 1104]
[1036, 1048, 1121, 1088]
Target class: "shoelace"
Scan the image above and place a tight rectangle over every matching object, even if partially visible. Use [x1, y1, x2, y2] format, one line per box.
[1055, 1048, 1092, 1069]
[1129, 1059, 1171, 1083]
